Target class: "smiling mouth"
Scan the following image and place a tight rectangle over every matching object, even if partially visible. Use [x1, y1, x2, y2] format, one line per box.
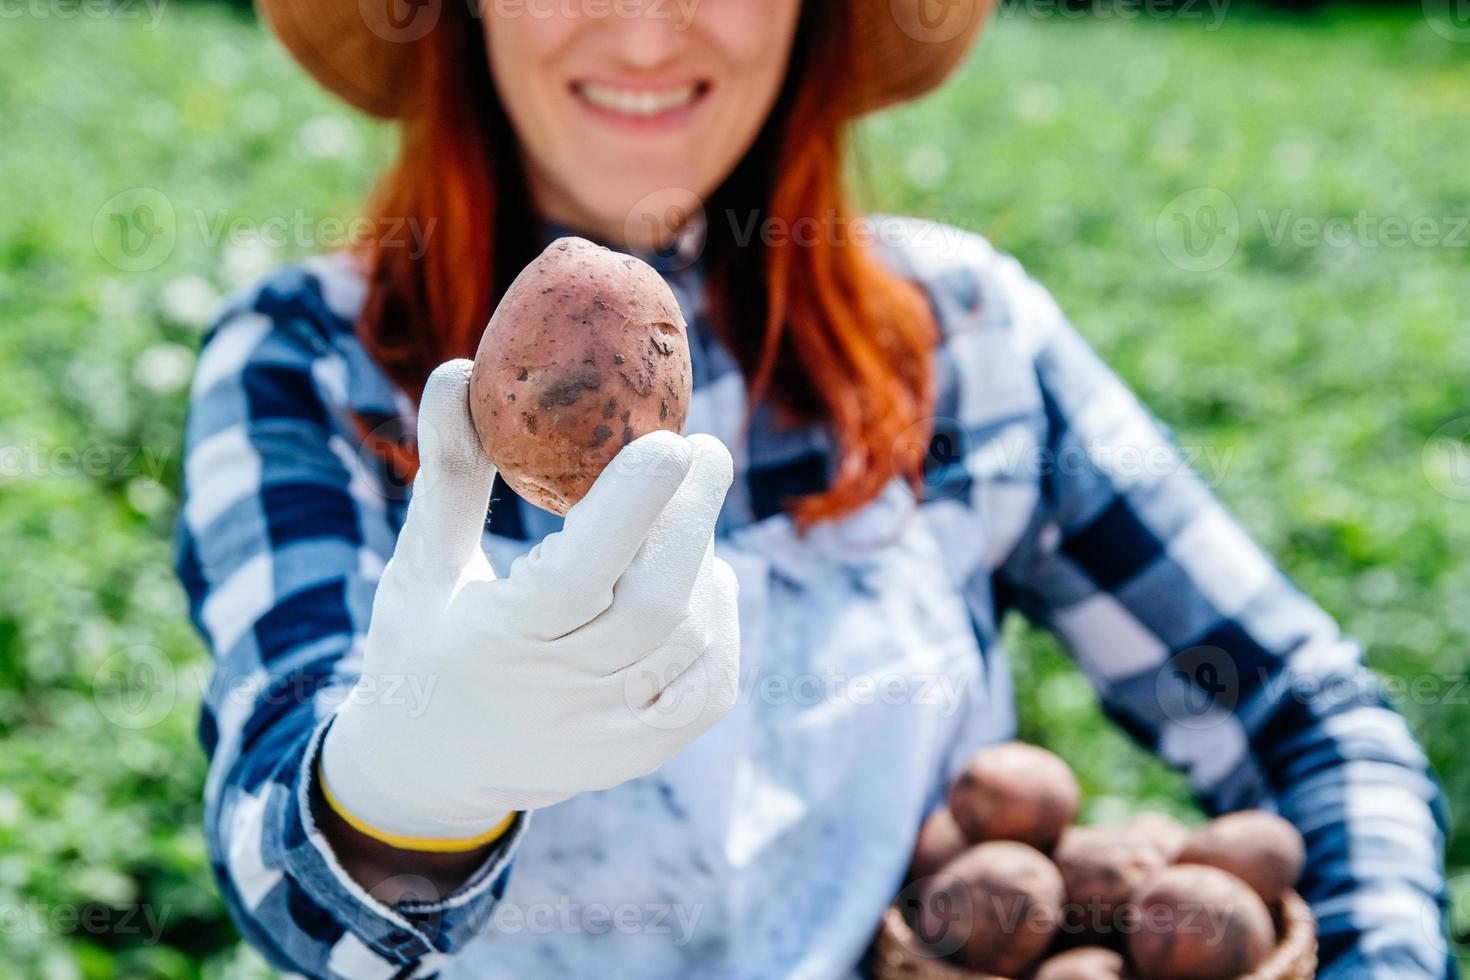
[571, 80, 711, 120]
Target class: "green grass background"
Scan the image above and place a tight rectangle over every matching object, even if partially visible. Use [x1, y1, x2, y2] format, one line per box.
[0, 3, 1466, 975]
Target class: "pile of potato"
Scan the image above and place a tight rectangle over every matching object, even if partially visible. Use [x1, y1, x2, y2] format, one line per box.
[898, 743, 1306, 979]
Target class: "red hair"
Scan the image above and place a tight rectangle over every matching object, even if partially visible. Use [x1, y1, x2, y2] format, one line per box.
[355, 3, 936, 527]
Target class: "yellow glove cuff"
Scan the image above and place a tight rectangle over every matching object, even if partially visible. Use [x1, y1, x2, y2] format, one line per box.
[318, 760, 518, 854]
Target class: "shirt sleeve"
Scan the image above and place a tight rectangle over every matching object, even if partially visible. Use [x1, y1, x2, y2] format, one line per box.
[175, 284, 528, 978]
[982, 256, 1457, 979]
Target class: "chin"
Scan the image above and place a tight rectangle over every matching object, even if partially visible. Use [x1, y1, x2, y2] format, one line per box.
[577, 179, 709, 251]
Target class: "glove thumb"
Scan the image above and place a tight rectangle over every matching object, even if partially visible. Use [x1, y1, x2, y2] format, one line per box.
[398, 359, 496, 574]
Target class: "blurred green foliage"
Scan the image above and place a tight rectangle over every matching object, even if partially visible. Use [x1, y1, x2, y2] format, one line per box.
[0, 3, 1464, 975]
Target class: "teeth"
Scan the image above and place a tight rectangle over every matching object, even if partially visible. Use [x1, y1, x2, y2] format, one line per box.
[578, 82, 698, 116]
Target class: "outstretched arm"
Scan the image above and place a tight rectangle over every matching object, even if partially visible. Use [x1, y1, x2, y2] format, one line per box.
[178, 301, 528, 977]
[178, 272, 739, 977]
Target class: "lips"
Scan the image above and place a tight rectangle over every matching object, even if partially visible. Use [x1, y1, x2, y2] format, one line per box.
[570, 78, 712, 128]
[576, 80, 699, 115]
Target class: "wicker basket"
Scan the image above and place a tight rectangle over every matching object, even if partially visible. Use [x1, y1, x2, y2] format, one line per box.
[871, 906, 1003, 980]
[1241, 891, 1316, 980]
[873, 891, 1317, 980]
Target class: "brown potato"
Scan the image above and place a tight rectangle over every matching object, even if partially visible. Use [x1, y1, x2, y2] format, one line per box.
[913, 840, 1064, 976]
[948, 742, 1080, 852]
[906, 806, 970, 886]
[1033, 946, 1128, 980]
[1128, 864, 1275, 980]
[1126, 812, 1191, 864]
[1053, 825, 1167, 940]
[469, 237, 692, 514]
[1177, 811, 1305, 906]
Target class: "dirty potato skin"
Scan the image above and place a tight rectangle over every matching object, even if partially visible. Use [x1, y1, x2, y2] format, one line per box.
[1127, 811, 1192, 864]
[1176, 811, 1305, 907]
[1032, 946, 1128, 980]
[1127, 864, 1275, 980]
[915, 841, 1064, 976]
[1053, 824, 1167, 938]
[469, 237, 693, 514]
[948, 742, 1081, 852]
[905, 806, 971, 886]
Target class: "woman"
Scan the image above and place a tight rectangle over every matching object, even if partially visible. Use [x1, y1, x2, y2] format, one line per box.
[177, 0, 1455, 977]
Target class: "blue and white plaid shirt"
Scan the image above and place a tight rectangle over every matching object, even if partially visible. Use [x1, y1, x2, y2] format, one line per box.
[176, 219, 1455, 979]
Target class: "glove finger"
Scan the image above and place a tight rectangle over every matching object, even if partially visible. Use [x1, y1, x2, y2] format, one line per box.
[598, 546, 713, 681]
[398, 359, 497, 576]
[584, 434, 733, 643]
[546, 560, 740, 791]
[506, 430, 692, 637]
[622, 556, 741, 744]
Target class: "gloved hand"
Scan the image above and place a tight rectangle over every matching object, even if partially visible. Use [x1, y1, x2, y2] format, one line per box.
[320, 359, 740, 849]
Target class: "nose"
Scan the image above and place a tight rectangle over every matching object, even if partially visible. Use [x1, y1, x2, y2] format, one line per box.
[607, 1, 686, 70]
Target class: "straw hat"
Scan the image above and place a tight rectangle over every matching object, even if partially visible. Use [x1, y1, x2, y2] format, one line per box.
[256, 0, 992, 120]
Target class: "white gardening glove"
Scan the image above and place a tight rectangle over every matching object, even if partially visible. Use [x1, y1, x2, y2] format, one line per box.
[320, 359, 740, 848]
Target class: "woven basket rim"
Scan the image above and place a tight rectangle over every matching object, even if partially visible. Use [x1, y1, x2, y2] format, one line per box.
[874, 890, 1317, 980]
[875, 906, 1005, 980]
[1242, 890, 1317, 980]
